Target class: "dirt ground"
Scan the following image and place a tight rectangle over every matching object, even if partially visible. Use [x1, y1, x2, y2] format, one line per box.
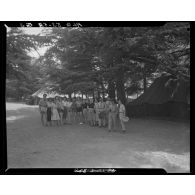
[6, 102, 190, 172]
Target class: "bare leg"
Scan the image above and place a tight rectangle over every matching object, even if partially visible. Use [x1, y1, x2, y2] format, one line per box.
[41, 113, 44, 125]
[120, 118, 126, 132]
[108, 113, 112, 131]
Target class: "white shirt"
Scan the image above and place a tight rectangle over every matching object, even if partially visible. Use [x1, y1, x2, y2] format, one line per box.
[119, 104, 125, 114]
[66, 101, 72, 108]
[62, 101, 69, 107]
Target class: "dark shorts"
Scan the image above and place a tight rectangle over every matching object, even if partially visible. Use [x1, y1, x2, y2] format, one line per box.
[99, 111, 106, 119]
[76, 107, 82, 112]
[57, 108, 63, 114]
[63, 107, 67, 119]
[47, 108, 52, 121]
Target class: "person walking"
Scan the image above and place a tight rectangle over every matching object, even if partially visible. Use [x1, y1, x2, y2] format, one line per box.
[118, 99, 129, 133]
[39, 94, 48, 126]
[108, 99, 118, 132]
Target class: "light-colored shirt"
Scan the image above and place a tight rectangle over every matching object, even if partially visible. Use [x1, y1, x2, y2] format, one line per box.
[98, 102, 105, 110]
[66, 101, 72, 108]
[62, 101, 69, 107]
[39, 99, 47, 107]
[109, 104, 118, 113]
[47, 102, 53, 108]
[119, 104, 125, 114]
[57, 101, 64, 109]
[94, 102, 99, 110]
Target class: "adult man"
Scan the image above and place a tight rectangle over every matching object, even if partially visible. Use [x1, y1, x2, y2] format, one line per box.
[66, 98, 73, 124]
[108, 99, 118, 132]
[98, 98, 106, 127]
[39, 94, 48, 126]
[105, 98, 112, 127]
[62, 97, 68, 124]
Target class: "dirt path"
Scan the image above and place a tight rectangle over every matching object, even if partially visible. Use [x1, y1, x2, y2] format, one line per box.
[6, 103, 190, 172]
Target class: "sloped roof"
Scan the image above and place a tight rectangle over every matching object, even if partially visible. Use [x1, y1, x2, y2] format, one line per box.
[32, 87, 65, 98]
[129, 75, 189, 106]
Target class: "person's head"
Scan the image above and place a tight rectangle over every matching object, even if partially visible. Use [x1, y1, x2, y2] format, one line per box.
[48, 98, 52, 102]
[54, 96, 58, 101]
[90, 98, 93, 103]
[43, 94, 47, 100]
[118, 99, 122, 105]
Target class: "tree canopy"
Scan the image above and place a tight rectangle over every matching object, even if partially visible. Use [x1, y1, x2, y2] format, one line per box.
[6, 23, 190, 103]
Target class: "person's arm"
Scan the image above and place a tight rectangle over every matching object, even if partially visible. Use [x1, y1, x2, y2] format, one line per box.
[38, 100, 42, 112]
[122, 105, 126, 115]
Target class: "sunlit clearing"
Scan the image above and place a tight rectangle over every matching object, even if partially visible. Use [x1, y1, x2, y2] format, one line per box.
[6, 103, 38, 111]
[6, 115, 26, 122]
[135, 151, 190, 172]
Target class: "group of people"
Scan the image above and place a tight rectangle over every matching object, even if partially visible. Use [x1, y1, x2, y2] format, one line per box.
[39, 94, 129, 133]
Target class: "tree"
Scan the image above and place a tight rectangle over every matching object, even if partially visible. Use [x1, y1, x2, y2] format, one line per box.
[6, 27, 46, 100]
[38, 23, 190, 103]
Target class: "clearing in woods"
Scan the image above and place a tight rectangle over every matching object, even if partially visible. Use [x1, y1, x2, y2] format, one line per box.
[6, 102, 190, 172]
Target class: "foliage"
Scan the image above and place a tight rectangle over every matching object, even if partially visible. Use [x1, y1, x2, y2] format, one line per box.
[6, 23, 190, 102]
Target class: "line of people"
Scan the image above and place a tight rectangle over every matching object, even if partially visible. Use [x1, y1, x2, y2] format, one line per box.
[39, 94, 129, 133]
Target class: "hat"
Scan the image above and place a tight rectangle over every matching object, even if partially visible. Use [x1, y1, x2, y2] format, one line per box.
[121, 116, 129, 122]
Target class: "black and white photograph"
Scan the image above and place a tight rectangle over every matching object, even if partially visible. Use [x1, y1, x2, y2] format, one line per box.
[5, 22, 190, 173]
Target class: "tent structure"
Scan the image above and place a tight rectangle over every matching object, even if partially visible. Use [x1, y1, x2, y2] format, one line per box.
[126, 74, 190, 119]
[32, 87, 65, 98]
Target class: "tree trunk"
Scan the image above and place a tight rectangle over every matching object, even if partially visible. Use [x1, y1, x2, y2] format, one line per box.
[97, 90, 100, 99]
[108, 81, 115, 99]
[143, 67, 147, 92]
[92, 90, 95, 101]
[116, 76, 126, 105]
